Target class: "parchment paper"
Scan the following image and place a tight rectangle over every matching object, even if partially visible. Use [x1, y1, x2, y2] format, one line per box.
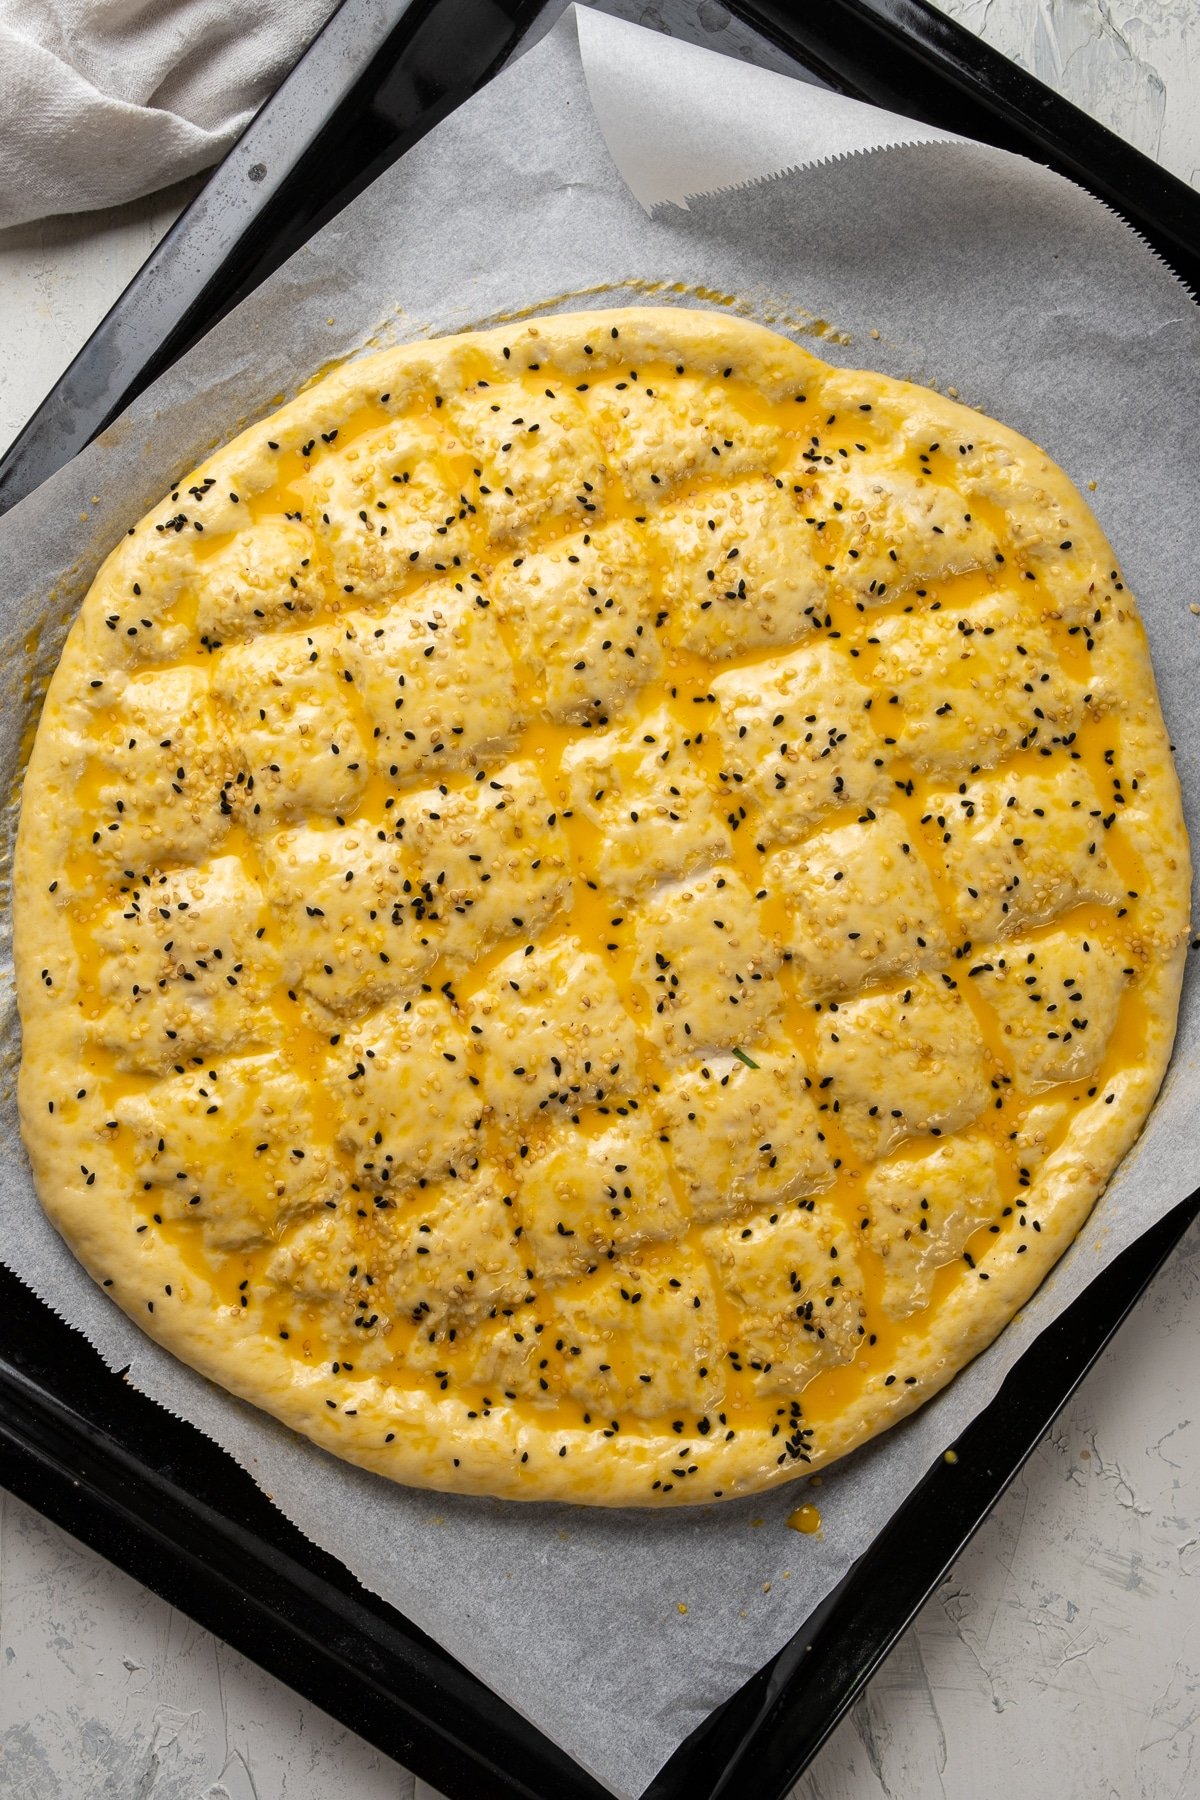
[1, 10, 1198, 1796]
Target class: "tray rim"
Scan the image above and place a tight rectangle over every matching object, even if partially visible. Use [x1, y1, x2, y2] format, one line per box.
[2, 1197, 1195, 1800]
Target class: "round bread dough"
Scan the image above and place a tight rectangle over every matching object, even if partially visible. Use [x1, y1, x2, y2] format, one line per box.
[14, 309, 1190, 1505]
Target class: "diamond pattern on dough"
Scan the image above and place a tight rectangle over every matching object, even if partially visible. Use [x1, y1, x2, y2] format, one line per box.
[767, 807, 946, 1000]
[18, 308, 1184, 1507]
[710, 641, 887, 847]
[813, 974, 990, 1159]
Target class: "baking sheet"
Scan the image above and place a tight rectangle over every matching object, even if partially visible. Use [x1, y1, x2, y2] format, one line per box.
[1, 9, 1198, 1796]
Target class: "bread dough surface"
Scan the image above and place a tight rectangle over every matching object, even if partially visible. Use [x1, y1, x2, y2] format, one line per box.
[15, 308, 1190, 1505]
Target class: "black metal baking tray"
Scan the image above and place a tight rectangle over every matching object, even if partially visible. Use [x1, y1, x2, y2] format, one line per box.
[1, 3, 1197, 1796]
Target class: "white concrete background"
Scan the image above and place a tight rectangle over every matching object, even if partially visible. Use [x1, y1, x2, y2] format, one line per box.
[1, 2, 1198, 1795]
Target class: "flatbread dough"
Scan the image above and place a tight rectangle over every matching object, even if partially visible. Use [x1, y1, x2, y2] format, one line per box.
[14, 309, 1190, 1505]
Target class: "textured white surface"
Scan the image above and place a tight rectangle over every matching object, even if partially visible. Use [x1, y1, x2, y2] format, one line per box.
[1, 3, 1198, 1797]
[0, 177, 202, 457]
[0, 1491, 410, 1798]
[793, 1223, 1200, 1800]
[933, 0, 1200, 189]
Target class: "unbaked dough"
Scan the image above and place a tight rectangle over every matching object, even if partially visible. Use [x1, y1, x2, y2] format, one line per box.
[14, 309, 1190, 1505]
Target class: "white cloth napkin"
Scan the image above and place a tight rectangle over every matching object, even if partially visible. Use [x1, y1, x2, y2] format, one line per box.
[0, 0, 340, 230]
